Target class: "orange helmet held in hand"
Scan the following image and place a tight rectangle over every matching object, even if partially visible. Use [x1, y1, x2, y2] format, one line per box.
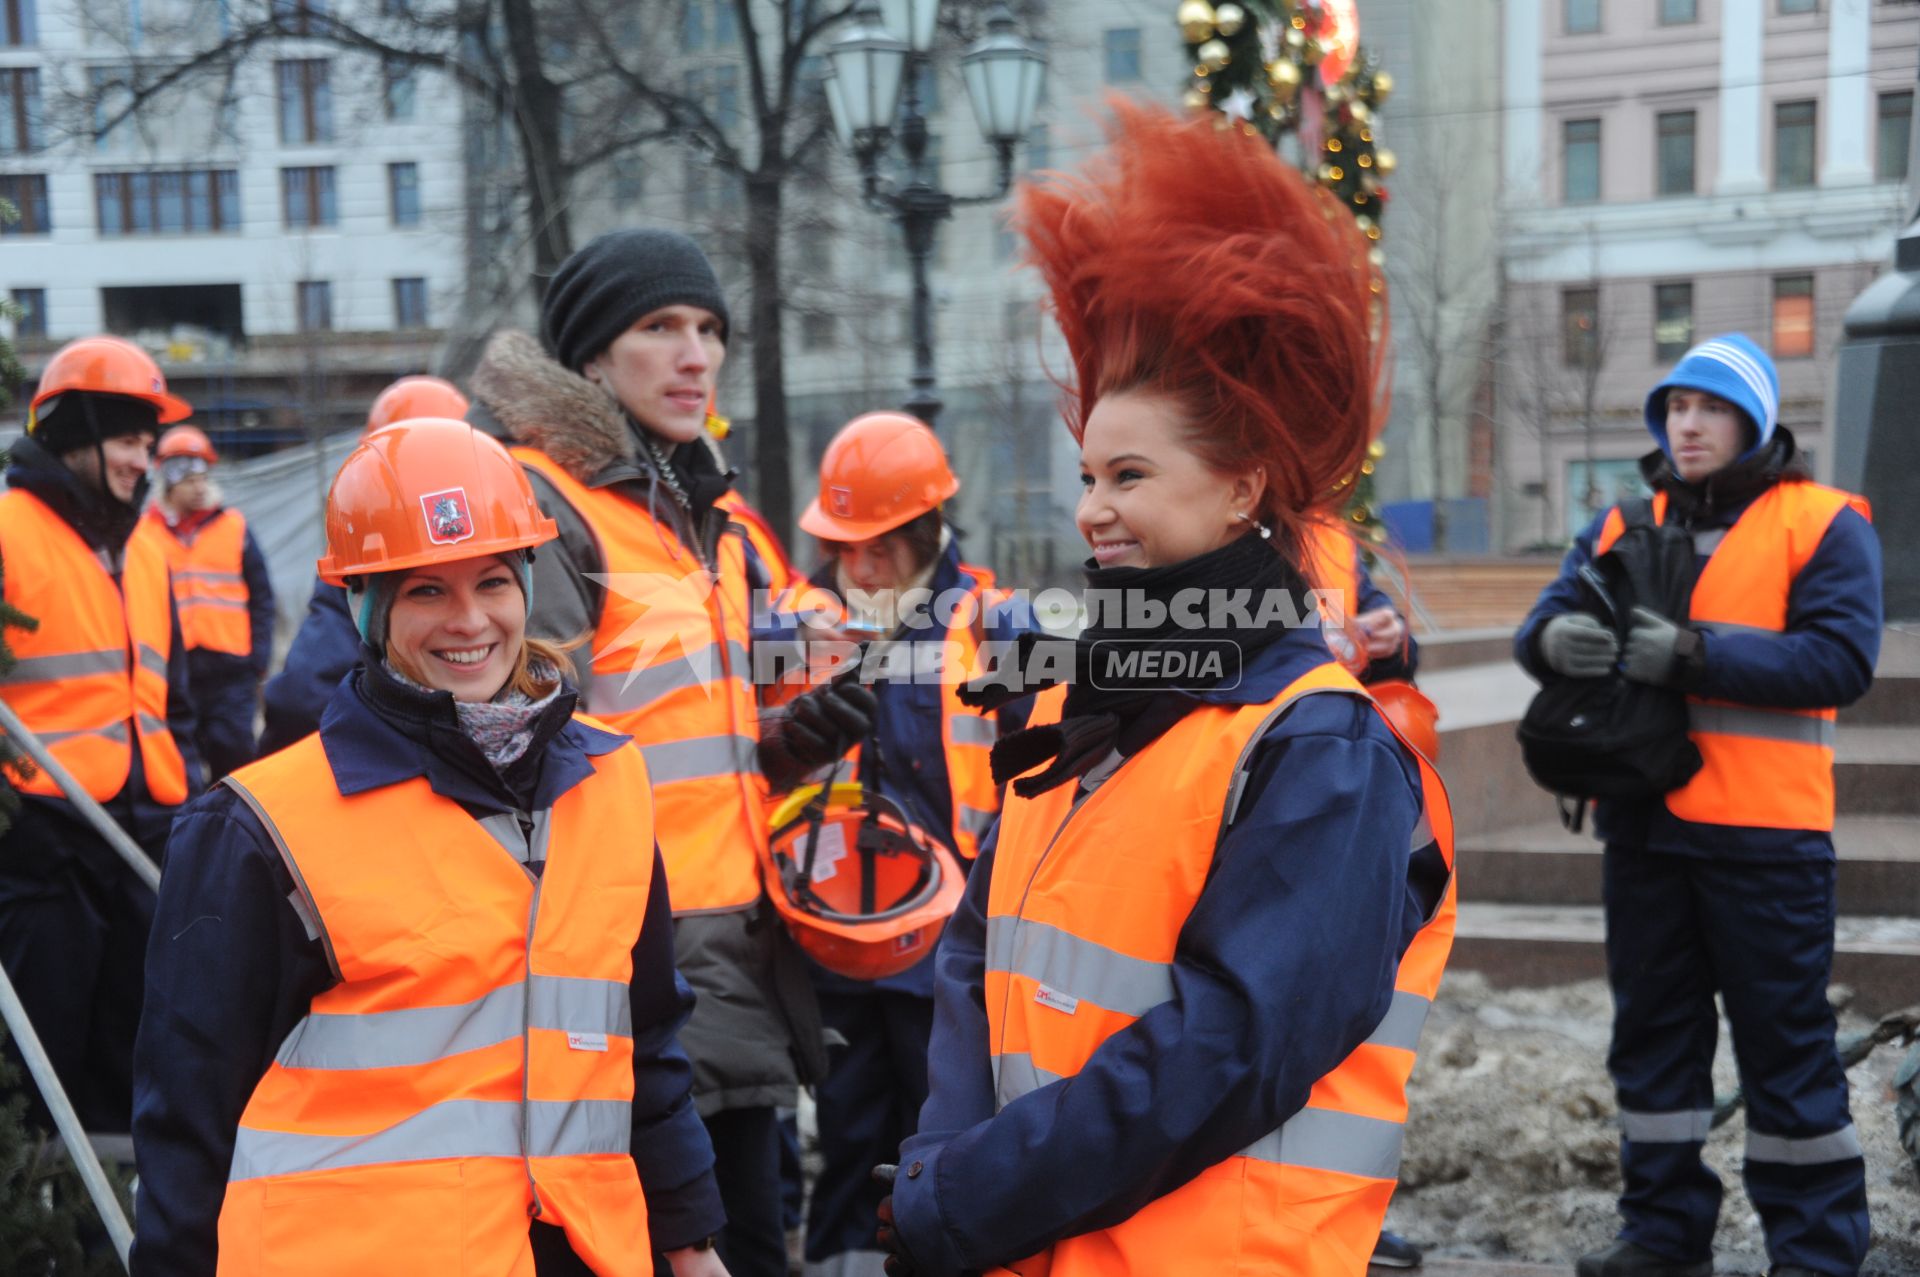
[762, 781, 966, 981]
[799, 412, 959, 542]
[1371, 678, 1440, 762]
[28, 335, 192, 432]
[318, 417, 557, 584]
[156, 424, 219, 465]
[365, 375, 470, 435]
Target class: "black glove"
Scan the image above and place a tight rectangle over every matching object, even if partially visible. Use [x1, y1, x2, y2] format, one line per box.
[874, 1164, 917, 1277]
[758, 681, 879, 791]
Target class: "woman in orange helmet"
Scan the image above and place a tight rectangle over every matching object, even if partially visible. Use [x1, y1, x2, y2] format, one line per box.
[133, 419, 730, 1276]
[772, 411, 1036, 1276]
[874, 104, 1455, 1277]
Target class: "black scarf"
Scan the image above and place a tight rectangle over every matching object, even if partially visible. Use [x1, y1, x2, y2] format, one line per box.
[964, 532, 1312, 798]
[4, 436, 148, 558]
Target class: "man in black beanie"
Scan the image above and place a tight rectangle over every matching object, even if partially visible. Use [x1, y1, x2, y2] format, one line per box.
[467, 230, 874, 1277]
[0, 335, 201, 1145]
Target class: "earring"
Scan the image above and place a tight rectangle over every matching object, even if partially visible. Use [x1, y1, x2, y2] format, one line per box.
[1235, 511, 1273, 540]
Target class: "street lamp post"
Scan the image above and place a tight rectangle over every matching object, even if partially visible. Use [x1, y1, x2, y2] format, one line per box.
[827, 0, 1047, 427]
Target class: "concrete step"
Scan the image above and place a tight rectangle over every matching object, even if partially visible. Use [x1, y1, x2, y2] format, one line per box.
[1448, 903, 1920, 1015]
[1835, 725, 1920, 814]
[1458, 816, 1920, 915]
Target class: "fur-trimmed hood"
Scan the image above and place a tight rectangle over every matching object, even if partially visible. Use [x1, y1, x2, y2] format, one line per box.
[469, 330, 635, 484]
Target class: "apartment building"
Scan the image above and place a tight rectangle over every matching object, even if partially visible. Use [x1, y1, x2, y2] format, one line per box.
[1496, 0, 1916, 549]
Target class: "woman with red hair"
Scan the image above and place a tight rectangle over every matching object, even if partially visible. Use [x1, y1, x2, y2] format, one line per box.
[874, 103, 1456, 1277]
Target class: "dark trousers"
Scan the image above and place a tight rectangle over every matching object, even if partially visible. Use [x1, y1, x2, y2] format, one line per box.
[705, 1104, 789, 1277]
[805, 991, 935, 1270]
[0, 808, 157, 1137]
[1603, 847, 1869, 1276]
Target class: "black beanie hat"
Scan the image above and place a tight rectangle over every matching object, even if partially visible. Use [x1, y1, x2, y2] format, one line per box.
[540, 229, 731, 373]
[32, 392, 162, 458]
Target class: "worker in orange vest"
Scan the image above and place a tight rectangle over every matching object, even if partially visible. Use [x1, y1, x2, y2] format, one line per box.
[132, 419, 729, 1275]
[134, 425, 275, 780]
[259, 374, 470, 755]
[876, 103, 1455, 1277]
[468, 228, 873, 1277]
[0, 335, 201, 1139]
[1517, 335, 1879, 1277]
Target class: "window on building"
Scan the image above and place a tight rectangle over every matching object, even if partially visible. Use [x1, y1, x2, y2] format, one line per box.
[277, 59, 333, 144]
[1654, 282, 1693, 361]
[94, 169, 239, 234]
[393, 277, 428, 329]
[1563, 118, 1601, 203]
[1565, 0, 1601, 34]
[1104, 28, 1142, 83]
[1772, 275, 1814, 358]
[714, 63, 740, 133]
[1025, 123, 1052, 172]
[0, 67, 41, 154]
[1773, 100, 1816, 188]
[909, 61, 939, 112]
[1656, 110, 1695, 196]
[714, 0, 736, 46]
[802, 311, 837, 351]
[389, 162, 420, 226]
[2, 0, 38, 46]
[384, 56, 416, 120]
[1659, 0, 1696, 21]
[10, 287, 45, 338]
[1777, 0, 1816, 13]
[1879, 91, 1912, 182]
[272, 0, 328, 36]
[282, 165, 338, 228]
[1562, 287, 1600, 367]
[681, 0, 705, 49]
[297, 280, 332, 332]
[611, 153, 645, 204]
[684, 154, 712, 217]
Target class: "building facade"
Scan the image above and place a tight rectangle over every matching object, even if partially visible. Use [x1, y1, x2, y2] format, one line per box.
[0, 0, 468, 447]
[1496, 0, 1916, 550]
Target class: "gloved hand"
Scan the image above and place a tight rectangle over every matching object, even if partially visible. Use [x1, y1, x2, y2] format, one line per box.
[1621, 606, 1701, 688]
[873, 1164, 916, 1277]
[1539, 612, 1619, 679]
[758, 681, 879, 791]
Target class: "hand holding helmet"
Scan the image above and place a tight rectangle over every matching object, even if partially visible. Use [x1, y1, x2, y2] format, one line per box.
[758, 681, 878, 791]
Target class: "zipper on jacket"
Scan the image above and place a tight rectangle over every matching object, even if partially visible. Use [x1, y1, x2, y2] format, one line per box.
[521, 874, 545, 1219]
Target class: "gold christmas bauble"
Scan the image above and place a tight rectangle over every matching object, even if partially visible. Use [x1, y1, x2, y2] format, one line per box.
[1214, 3, 1247, 36]
[1198, 38, 1231, 69]
[1326, 137, 1343, 153]
[1177, 0, 1218, 44]
[1370, 69, 1394, 103]
[1267, 58, 1302, 99]
[1368, 524, 1388, 544]
[1184, 86, 1211, 109]
[1349, 101, 1372, 124]
[1360, 461, 1375, 476]
[1286, 27, 1307, 51]
[1368, 247, 1387, 269]
[1374, 148, 1397, 176]
[1368, 440, 1387, 459]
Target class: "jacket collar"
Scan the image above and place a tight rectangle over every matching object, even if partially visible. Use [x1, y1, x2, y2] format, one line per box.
[1191, 621, 1349, 708]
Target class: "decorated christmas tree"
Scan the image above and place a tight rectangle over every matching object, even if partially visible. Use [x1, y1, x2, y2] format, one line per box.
[1174, 0, 1396, 555]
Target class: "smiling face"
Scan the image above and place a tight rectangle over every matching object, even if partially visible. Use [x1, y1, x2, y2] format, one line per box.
[1075, 390, 1267, 570]
[64, 431, 154, 504]
[583, 305, 726, 444]
[384, 554, 525, 702]
[1664, 387, 1750, 483]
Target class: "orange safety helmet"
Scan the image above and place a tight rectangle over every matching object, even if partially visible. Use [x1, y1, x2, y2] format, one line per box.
[1371, 678, 1440, 763]
[365, 375, 470, 435]
[318, 417, 558, 584]
[155, 424, 219, 465]
[798, 412, 959, 543]
[762, 781, 966, 981]
[28, 335, 193, 432]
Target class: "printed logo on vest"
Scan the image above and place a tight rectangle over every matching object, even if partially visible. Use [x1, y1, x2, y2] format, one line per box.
[567, 1031, 609, 1053]
[421, 487, 475, 546]
[1034, 984, 1078, 1015]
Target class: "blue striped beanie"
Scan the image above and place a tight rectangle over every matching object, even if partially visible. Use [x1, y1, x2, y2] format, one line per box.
[1644, 333, 1780, 463]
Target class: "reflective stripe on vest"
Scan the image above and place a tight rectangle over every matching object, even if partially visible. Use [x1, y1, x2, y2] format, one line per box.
[942, 566, 1004, 859]
[0, 489, 187, 805]
[513, 448, 767, 914]
[982, 662, 1456, 1277]
[215, 731, 656, 1276]
[1596, 483, 1868, 831]
[135, 508, 253, 656]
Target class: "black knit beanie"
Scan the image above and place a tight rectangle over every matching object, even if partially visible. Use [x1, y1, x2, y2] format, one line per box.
[32, 392, 162, 457]
[540, 229, 731, 373]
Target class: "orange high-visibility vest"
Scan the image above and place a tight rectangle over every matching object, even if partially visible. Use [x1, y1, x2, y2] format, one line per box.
[134, 507, 253, 657]
[515, 449, 767, 915]
[215, 729, 657, 1275]
[0, 489, 188, 805]
[985, 661, 1456, 1277]
[1596, 482, 1868, 832]
[717, 490, 797, 596]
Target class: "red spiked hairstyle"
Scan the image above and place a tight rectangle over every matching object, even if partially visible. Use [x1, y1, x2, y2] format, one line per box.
[1016, 99, 1385, 556]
